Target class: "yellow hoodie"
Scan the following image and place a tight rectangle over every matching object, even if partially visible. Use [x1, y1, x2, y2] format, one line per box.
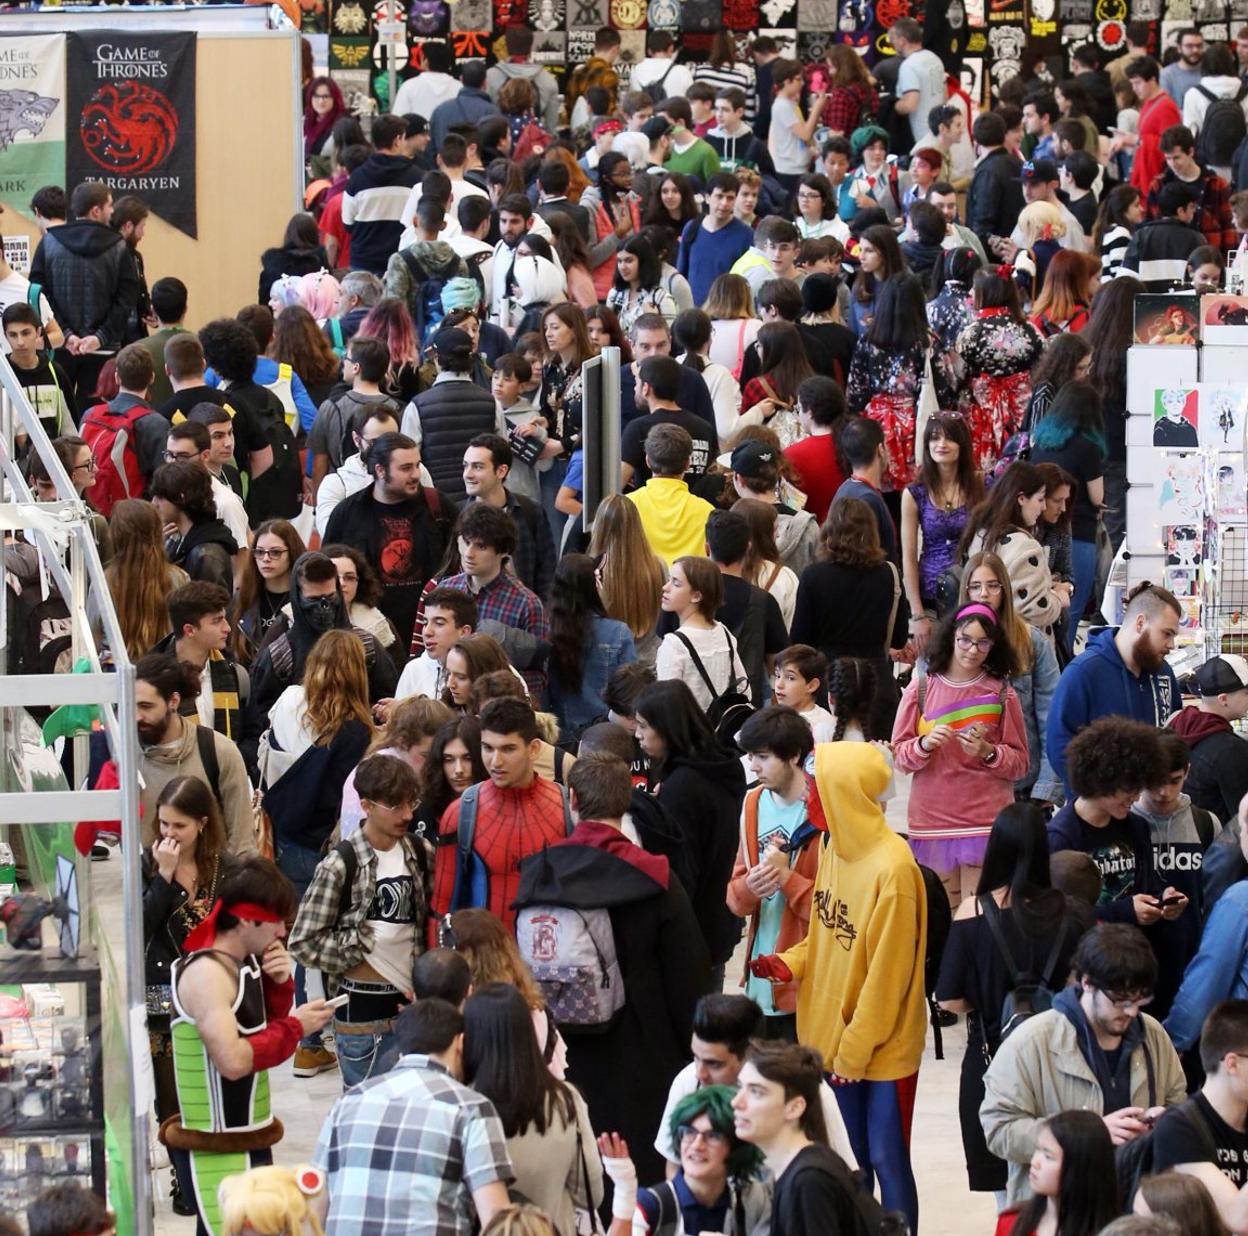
[779, 743, 928, 1081]
[626, 477, 715, 567]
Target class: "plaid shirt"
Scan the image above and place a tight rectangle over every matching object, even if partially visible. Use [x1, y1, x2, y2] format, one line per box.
[313, 1054, 512, 1236]
[439, 570, 547, 641]
[288, 829, 432, 980]
[1145, 165, 1237, 251]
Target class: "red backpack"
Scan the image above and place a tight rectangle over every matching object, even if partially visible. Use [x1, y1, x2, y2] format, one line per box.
[80, 401, 149, 517]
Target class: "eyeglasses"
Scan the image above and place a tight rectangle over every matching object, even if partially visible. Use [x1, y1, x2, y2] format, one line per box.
[955, 635, 995, 653]
[678, 1125, 730, 1147]
[164, 449, 198, 462]
[1101, 990, 1154, 1012]
[253, 547, 288, 560]
[967, 580, 1004, 595]
[71, 458, 96, 475]
[337, 572, 358, 586]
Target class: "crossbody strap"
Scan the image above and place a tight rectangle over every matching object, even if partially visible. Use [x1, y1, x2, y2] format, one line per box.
[1038, 918, 1070, 988]
[979, 895, 1020, 979]
[673, 630, 720, 699]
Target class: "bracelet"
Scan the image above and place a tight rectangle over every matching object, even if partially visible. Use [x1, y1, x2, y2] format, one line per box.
[982, 748, 998, 765]
[918, 736, 931, 754]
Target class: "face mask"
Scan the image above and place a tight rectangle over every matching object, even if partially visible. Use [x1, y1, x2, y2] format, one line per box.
[300, 595, 339, 633]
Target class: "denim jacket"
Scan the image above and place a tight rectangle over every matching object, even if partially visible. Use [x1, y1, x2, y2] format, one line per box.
[548, 615, 637, 741]
[1164, 880, 1248, 1051]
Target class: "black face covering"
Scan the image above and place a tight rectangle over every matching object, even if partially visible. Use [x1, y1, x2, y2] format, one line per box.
[299, 594, 339, 633]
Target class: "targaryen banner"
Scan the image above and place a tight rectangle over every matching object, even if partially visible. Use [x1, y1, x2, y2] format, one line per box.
[66, 32, 197, 239]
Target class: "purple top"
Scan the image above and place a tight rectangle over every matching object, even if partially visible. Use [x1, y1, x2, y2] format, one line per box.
[909, 482, 969, 603]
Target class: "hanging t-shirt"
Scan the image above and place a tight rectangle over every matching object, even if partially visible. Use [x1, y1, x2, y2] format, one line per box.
[746, 791, 808, 1016]
[364, 843, 417, 993]
[1151, 1092, 1248, 1185]
[0, 271, 54, 354]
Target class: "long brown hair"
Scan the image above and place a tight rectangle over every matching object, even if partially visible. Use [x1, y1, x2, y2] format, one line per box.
[587, 494, 664, 640]
[106, 499, 183, 658]
[704, 273, 755, 320]
[918, 414, 984, 510]
[445, 634, 513, 710]
[301, 630, 374, 744]
[755, 321, 814, 404]
[272, 304, 341, 388]
[232, 519, 307, 663]
[819, 496, 886, 569]
[154, 775, 228, 874]
[449, 907, 544, 1008]
[959, 460, 1047, 559]
[1031, 249, 1099, 324]
[957, 551, 1033, 674]
[732, 497, 784, 584]
[541, 302, 597, 370]
[367, 696, 454, 757]
[827, 44, 873, 91]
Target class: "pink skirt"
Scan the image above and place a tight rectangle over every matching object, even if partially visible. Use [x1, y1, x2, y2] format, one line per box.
[909, 834, 990, 874]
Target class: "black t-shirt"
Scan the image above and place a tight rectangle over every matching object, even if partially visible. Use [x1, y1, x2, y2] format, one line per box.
[719, 574, 788, 705]
[772, 1145, 867, 1236]
[1031, 433, 1104, 543]
[11, 355, 71, 438]
[1066, 191, 1098, 237]
[621, 408, 719, 486]
[1152, 1093, 1248, 1185]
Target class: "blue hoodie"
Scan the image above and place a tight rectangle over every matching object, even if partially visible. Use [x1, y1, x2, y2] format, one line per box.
[1045, 627, 1181, 791]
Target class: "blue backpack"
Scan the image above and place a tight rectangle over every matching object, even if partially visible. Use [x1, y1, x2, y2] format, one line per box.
[400, 250, 449, 348]
[448, 782, 575, 912]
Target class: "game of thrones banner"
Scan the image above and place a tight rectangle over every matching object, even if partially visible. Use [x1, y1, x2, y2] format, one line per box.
[0, 36, 66, 222]
[65, 32, 197, 239]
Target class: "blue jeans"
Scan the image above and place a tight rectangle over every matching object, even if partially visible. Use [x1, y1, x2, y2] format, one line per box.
[335, 1021, 397, 1089]
[1068, 537, 1098, 656]
[834, 1073, 920, 1234]
[275, 840, 324, 1048]
[539, 456, 569, 546]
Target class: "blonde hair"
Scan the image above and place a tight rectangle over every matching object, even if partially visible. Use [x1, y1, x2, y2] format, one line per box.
[218, 1165, 326, 1236]
[958, 551, 1035, 673]
[302, 630, 375, 745]
[368, 696, 454, 756]
[1015, 200, 1067, 247]
[587, 494, 664, 640]
[106, 499, 187, 658]
[703, 272, 755, 320]
[449, 908, 544, 1008]
[482, 1205, 558, 1236]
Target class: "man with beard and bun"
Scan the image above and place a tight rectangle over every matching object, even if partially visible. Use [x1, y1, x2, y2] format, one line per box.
[246, 552, 398, 748]
[1046, 582, 1183, 794]
[323, 432, 455, 651]
[132, 653, 256, 855]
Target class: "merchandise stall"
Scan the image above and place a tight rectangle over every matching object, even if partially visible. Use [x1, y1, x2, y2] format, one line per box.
[1123, 290, 1248, 675]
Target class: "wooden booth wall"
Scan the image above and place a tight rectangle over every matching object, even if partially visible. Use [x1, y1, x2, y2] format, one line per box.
[3, 29, 302, 330]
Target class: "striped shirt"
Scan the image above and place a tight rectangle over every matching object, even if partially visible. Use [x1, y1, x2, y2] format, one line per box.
[1099, 223, 1132, 282]
[692, 62, 758, 126]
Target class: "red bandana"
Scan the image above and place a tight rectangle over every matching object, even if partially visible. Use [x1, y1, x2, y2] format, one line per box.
[184, 902, 284, 953]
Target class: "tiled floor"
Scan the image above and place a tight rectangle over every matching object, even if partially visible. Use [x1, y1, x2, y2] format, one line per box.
[97, 764, 999, 1236]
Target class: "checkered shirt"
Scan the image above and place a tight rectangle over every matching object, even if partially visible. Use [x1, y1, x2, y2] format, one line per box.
[313, 1054, 512, 1235]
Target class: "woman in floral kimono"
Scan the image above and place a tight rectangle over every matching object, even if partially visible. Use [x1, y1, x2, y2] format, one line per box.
[846, 271, 931, 492]
[954, 267, 1045, 470]
[926, 246, 981, 411]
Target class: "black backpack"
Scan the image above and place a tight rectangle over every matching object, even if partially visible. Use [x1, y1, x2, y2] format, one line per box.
[1195, 82, 1248, 167]
[919, 863, 953, 1061]
[978, 895, 1070, 1063]
[643, 60, 677, 105]
[233, 384, 302, 522]
[673, 628, 755, 751]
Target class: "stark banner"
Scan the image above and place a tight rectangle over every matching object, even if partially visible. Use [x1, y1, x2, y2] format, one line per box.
[0, 36, 66, 220]
[66, 31, 197, 238]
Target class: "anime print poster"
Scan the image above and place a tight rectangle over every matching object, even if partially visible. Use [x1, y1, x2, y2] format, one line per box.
[1200, 293, 1248, 344]
[1199, 385, 1248, 451]
[1215, 454, 1248, 520]
[1157, 453, 1205, 522]
[1134, 292, 1199, 345]
[1153, 388, 1200, 448]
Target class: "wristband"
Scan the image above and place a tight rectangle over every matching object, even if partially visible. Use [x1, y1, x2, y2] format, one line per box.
[263, 973, 296, 1020]
[918, 736, 931, 754]
[983, 748, 998, 766]
[248, 1015, 303, 1072]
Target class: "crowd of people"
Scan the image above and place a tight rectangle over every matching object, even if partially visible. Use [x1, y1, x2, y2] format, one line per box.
[10, 15, 1248, 1236]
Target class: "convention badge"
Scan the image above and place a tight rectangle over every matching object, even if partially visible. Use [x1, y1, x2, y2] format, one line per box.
[610, 0, 646, 27]
[296, 1167, 325, 1196]
[682, 0, 723, 31]
[330, 35, 371, 65]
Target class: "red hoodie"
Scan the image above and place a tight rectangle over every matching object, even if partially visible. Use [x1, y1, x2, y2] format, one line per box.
[553, 819, 670, 887]
[1170, 705, 1232, 746]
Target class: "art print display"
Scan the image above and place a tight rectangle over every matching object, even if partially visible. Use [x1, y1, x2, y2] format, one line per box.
[1133, 292, 1199, 345]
